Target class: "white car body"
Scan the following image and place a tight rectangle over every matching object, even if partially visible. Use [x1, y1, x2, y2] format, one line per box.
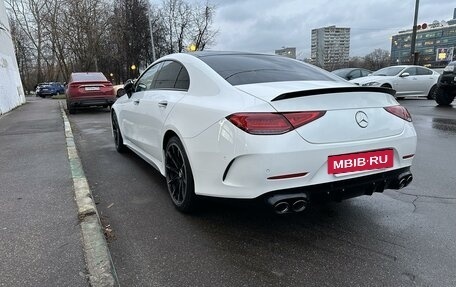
[349, 65, 439, 98]
[112, 52, 417, 213]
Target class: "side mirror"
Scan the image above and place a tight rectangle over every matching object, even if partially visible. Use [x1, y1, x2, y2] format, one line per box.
[124, 79, 134, 98]
[400, 72, 410, 77]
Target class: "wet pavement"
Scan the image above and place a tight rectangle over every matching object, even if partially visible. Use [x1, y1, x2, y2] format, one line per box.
[0, 98, 88, 286]
[67, 98, 456, 287]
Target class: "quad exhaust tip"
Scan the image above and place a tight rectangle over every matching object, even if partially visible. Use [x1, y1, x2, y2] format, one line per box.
[267, 193, 308, 214]
[391, 173, 413, 190]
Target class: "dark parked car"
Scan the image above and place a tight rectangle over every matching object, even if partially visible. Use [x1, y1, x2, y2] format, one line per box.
[35, 82, 65, 97]
[332, 68, 372, 81]
[66, 72, 115, 114]
[434, 61, 456, 106]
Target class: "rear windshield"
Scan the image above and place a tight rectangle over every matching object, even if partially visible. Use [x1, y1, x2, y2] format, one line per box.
[197, 54, 339, 85]
[71, 73, 107, 82]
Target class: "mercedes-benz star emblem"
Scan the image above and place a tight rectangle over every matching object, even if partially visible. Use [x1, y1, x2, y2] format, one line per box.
[355, 111, 369, 128]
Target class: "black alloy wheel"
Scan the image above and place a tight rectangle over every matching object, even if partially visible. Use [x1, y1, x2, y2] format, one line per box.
[165, 136, 197, 212]
[111, 111, 127, 153]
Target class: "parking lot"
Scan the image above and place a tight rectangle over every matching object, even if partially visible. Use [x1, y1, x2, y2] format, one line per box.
[66, 98, 456, 287]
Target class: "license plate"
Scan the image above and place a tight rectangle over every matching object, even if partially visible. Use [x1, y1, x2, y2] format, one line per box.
[328, 149, 394, 174]
[85, 87, 100, 91]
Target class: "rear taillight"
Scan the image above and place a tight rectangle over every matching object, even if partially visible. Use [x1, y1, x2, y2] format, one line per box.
[282, 111, 326, 129]
[226, 111, 326, 135]
[384, 106, 412, 122]
[69, 83, 79, 88]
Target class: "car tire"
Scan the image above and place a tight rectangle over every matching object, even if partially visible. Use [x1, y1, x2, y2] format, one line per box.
[111, 111, 127, 153]
[427, 85, 437, 100]
[165, 136, 198, 213]
[116, 88, 125, 97]
[435, 87, 455, 106]
[66, 101, 75, 114]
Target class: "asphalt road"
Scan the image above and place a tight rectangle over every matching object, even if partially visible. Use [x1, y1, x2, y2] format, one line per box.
[68, 98, 456, 287]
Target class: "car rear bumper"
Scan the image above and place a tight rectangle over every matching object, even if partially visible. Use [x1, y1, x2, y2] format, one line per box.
[67, 97, 116, 108]
[261, 166, 411, 202]
[37, 91, 55, 96]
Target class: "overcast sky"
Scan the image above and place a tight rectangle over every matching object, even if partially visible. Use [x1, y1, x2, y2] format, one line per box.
[207, 0, 456, 58]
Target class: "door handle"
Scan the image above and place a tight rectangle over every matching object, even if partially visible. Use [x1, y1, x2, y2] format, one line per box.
[133, 99, 140, 105]
[158, 101, 168, 108]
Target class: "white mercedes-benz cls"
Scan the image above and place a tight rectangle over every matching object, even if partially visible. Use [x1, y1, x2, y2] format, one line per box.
[111, 52, 417, 214]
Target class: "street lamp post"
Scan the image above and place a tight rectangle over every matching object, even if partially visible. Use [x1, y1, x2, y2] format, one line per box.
[410, 0, 420, 65]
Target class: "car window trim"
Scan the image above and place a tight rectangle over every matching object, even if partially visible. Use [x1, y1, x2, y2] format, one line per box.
[134, 59, 190, 93]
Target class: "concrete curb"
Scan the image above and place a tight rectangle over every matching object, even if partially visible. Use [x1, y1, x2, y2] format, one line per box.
[59, 102, 119, 287]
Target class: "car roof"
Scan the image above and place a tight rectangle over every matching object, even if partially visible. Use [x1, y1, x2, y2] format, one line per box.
[393, 65, 430, 68]
[189, 51, 277, 58]
[332, 68, 370, 72]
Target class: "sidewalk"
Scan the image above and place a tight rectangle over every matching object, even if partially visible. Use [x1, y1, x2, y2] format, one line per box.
[0, 98, 88, 286]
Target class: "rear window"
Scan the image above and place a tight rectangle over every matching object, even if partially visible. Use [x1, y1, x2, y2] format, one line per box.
[71, 73, 107, 82]
[197, 54, 338, 85]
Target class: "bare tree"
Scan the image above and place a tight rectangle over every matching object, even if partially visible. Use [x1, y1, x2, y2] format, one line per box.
[364, 49, 391, 71]
[161, 0, 217, 53]
[6, 0, 47, 83]
[59, 0, 111, 72]
[349, 56, 366, 68]
[41, 0, 70, 80]
[192, 1, 218, 51]
[9, 15, 34, 91]
[7, 0, 218, 86]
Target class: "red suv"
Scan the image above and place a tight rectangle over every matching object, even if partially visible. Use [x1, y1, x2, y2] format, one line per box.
[66, 72, 115, 113]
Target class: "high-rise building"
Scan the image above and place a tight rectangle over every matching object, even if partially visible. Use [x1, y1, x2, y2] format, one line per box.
[311, 25, 350, 70]
[391, 8, 456, 68]
[275, 47, 296, 59]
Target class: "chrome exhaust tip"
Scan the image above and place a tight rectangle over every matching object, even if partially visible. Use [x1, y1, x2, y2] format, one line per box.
[266, 193, 307, 214]
[390, 172, 413, 190]
[291, 199, 307, 212]
[274, 201, 290, 214]
[404, 175, 413, 187]
[398, 178, 406, 189]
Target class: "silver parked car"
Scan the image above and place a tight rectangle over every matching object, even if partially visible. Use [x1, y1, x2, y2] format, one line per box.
[350, 65, 439, 99]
